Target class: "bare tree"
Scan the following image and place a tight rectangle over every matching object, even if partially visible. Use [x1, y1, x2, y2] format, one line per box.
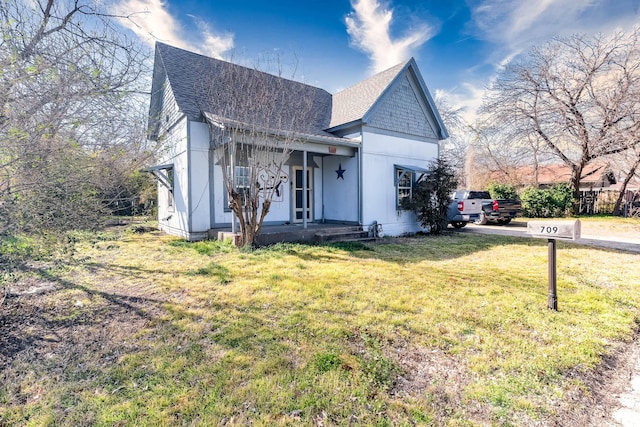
[0, 0, 152, 234]
[482, 28, 640, 213]
[435, 95, 469, 187]
[469, 117, 557, 189]
[613, 147, 640, 215]
[199, 56, 319, 247]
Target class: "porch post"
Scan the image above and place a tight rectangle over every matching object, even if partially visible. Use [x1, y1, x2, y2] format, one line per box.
[230, 148, 236, 233]
[303, 150, 308, 229]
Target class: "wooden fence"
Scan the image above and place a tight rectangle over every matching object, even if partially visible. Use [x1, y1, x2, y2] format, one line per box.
[578, 189, 640, 217]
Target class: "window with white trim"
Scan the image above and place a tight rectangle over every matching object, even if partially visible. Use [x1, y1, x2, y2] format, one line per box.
[167, 167, 175, 210]
[396, 168, 413, 209]
[224, 166, 251, 211]
[395, 165, 430, 209]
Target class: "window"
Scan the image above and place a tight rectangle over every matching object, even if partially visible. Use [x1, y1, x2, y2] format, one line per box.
[396, 168, 413, 209]
[224, 166, 251, 211]
[394, 164, 430, 209]
[167, 167, 174, 210]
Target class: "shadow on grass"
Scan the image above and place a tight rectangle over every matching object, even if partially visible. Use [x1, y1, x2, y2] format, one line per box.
[256, 232, 549, 264]
[0, 261, 170, 364]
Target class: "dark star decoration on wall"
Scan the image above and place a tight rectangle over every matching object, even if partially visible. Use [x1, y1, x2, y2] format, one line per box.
[336, 163, 345, 180]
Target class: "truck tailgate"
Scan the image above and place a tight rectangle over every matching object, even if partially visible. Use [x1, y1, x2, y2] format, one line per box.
[460, 198, 482, 215]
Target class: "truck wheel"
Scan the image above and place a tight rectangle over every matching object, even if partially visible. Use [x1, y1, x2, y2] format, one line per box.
[451, 221, 467, 229]
[498, 218, 512, 225]
[474, 213, 488, 225]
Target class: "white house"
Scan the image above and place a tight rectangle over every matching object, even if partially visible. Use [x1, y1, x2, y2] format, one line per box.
[147, 42, 448, 241]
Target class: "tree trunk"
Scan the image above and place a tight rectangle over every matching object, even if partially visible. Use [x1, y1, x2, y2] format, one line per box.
[570, 166, 583, 215]
[613, 156, 639, 215]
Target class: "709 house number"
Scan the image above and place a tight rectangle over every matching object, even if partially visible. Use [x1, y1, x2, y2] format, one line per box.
[527, 219, 581, 241]
[539, 226, 559, 234]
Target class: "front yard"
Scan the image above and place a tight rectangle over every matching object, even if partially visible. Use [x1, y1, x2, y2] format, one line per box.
[1, 221, 639, 426]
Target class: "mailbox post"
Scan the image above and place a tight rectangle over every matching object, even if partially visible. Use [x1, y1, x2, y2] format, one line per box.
[526, 220, 581, 311]
[547, 238, 557, 310]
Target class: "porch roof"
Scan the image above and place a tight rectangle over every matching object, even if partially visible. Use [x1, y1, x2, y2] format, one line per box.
[203, 112, 361, 148]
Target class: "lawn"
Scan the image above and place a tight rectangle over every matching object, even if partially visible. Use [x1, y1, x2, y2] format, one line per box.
[1, 221, 639, 426]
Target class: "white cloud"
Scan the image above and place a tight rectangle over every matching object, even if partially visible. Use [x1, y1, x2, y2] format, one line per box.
[470, 0, 639, 64]
[345, 0, 434, 73]
[456, 0, 640, 121]
[436, 83, 486, 125]
[188, 15, 235, 59]
[111, 0, 234, 58]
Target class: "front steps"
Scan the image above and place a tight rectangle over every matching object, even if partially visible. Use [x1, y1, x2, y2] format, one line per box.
[314, 226, 376, 243]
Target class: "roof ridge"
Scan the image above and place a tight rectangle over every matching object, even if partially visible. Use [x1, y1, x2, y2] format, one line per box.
[152, 42, 334, 138]
[156, 42, 328, 92]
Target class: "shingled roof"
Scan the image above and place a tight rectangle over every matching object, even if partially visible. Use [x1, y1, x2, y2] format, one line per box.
[149, 42, 446, 141]
[329, 61, 408, 129]
[150, 42, 334, 139]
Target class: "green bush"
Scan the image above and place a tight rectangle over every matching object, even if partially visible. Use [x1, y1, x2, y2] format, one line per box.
[402, 159, 457, 235]
[487, 183, 518, 199]
[520, 184, 574, 218]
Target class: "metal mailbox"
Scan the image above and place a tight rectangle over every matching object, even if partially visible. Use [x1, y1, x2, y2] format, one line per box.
[526, 219, 581, 311]
[526, 219, 581, 240]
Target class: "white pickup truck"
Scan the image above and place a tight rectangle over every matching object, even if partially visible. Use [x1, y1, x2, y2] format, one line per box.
[447, 190, 483, 228]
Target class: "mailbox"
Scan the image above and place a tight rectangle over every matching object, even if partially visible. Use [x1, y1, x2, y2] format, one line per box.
[527, 219, 581, 240]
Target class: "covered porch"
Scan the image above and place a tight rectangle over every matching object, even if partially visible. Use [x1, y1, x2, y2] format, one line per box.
[210, 222, 375, 246]
[207, 144, 361, 234]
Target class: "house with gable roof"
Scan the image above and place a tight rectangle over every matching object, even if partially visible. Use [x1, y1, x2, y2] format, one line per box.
[147, 42, 448, 241]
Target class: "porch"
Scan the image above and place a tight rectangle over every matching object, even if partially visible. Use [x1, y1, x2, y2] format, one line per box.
[209, 222, 375, 246]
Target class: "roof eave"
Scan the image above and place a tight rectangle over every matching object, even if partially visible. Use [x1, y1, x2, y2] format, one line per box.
[324, 119, 363, 134]
[203, 112, 360, 148]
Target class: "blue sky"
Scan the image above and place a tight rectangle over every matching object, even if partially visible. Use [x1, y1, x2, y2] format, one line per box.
[113, 0, 640, 121]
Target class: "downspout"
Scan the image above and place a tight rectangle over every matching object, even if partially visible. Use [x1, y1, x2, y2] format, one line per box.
[358, 136, 363, 226]
[208, 142, 215, 231]
[303, 149, 308, 229]
[187, 120, 193, 236]
[321, 156, 325, 223]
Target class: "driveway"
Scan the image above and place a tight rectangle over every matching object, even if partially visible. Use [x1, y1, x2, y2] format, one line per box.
[457, 221, 640, 253]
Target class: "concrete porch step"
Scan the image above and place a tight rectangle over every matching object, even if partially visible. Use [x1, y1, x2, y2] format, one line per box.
[315, 226, 374, 243]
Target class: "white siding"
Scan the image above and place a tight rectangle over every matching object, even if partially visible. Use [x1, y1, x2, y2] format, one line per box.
[361, 127, 439, 236]
[188, 121, 211, 235]
[212, 155, 292, 226]
[322, 155, 358, 222]
[313, 156, 323, 221]
[158, 117, 189, 238]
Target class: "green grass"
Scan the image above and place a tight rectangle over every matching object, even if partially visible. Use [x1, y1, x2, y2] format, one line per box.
[1, 222, 640, 426]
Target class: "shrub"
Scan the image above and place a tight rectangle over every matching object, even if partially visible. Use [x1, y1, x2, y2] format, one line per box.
[487, 183, 518, 199]
[520, 184, 574, 218]
[402, 159, 457, 235]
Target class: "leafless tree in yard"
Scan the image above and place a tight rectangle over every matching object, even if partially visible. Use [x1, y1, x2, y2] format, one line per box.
[435, 95, 470, 187]
[0, 0, 152, 235]
[612, 147, 640, 215]
[482, 27, 640, 212]
[198, 55, 320, 247]
[469, 117, 557, 189]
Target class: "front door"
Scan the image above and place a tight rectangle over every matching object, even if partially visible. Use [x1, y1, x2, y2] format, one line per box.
[293, 166, 313, 223]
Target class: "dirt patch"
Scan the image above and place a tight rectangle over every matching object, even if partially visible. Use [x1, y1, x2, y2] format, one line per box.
[0, 263, 170, 416]
[389, 341, 494, 423]
[548, 329, 640, 426]
[381, 334, 639, 426]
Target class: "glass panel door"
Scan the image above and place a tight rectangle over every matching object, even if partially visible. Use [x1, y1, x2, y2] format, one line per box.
[293, 166, 312, 223]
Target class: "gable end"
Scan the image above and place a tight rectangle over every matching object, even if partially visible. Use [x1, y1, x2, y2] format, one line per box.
[364, 72, 437, 139]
